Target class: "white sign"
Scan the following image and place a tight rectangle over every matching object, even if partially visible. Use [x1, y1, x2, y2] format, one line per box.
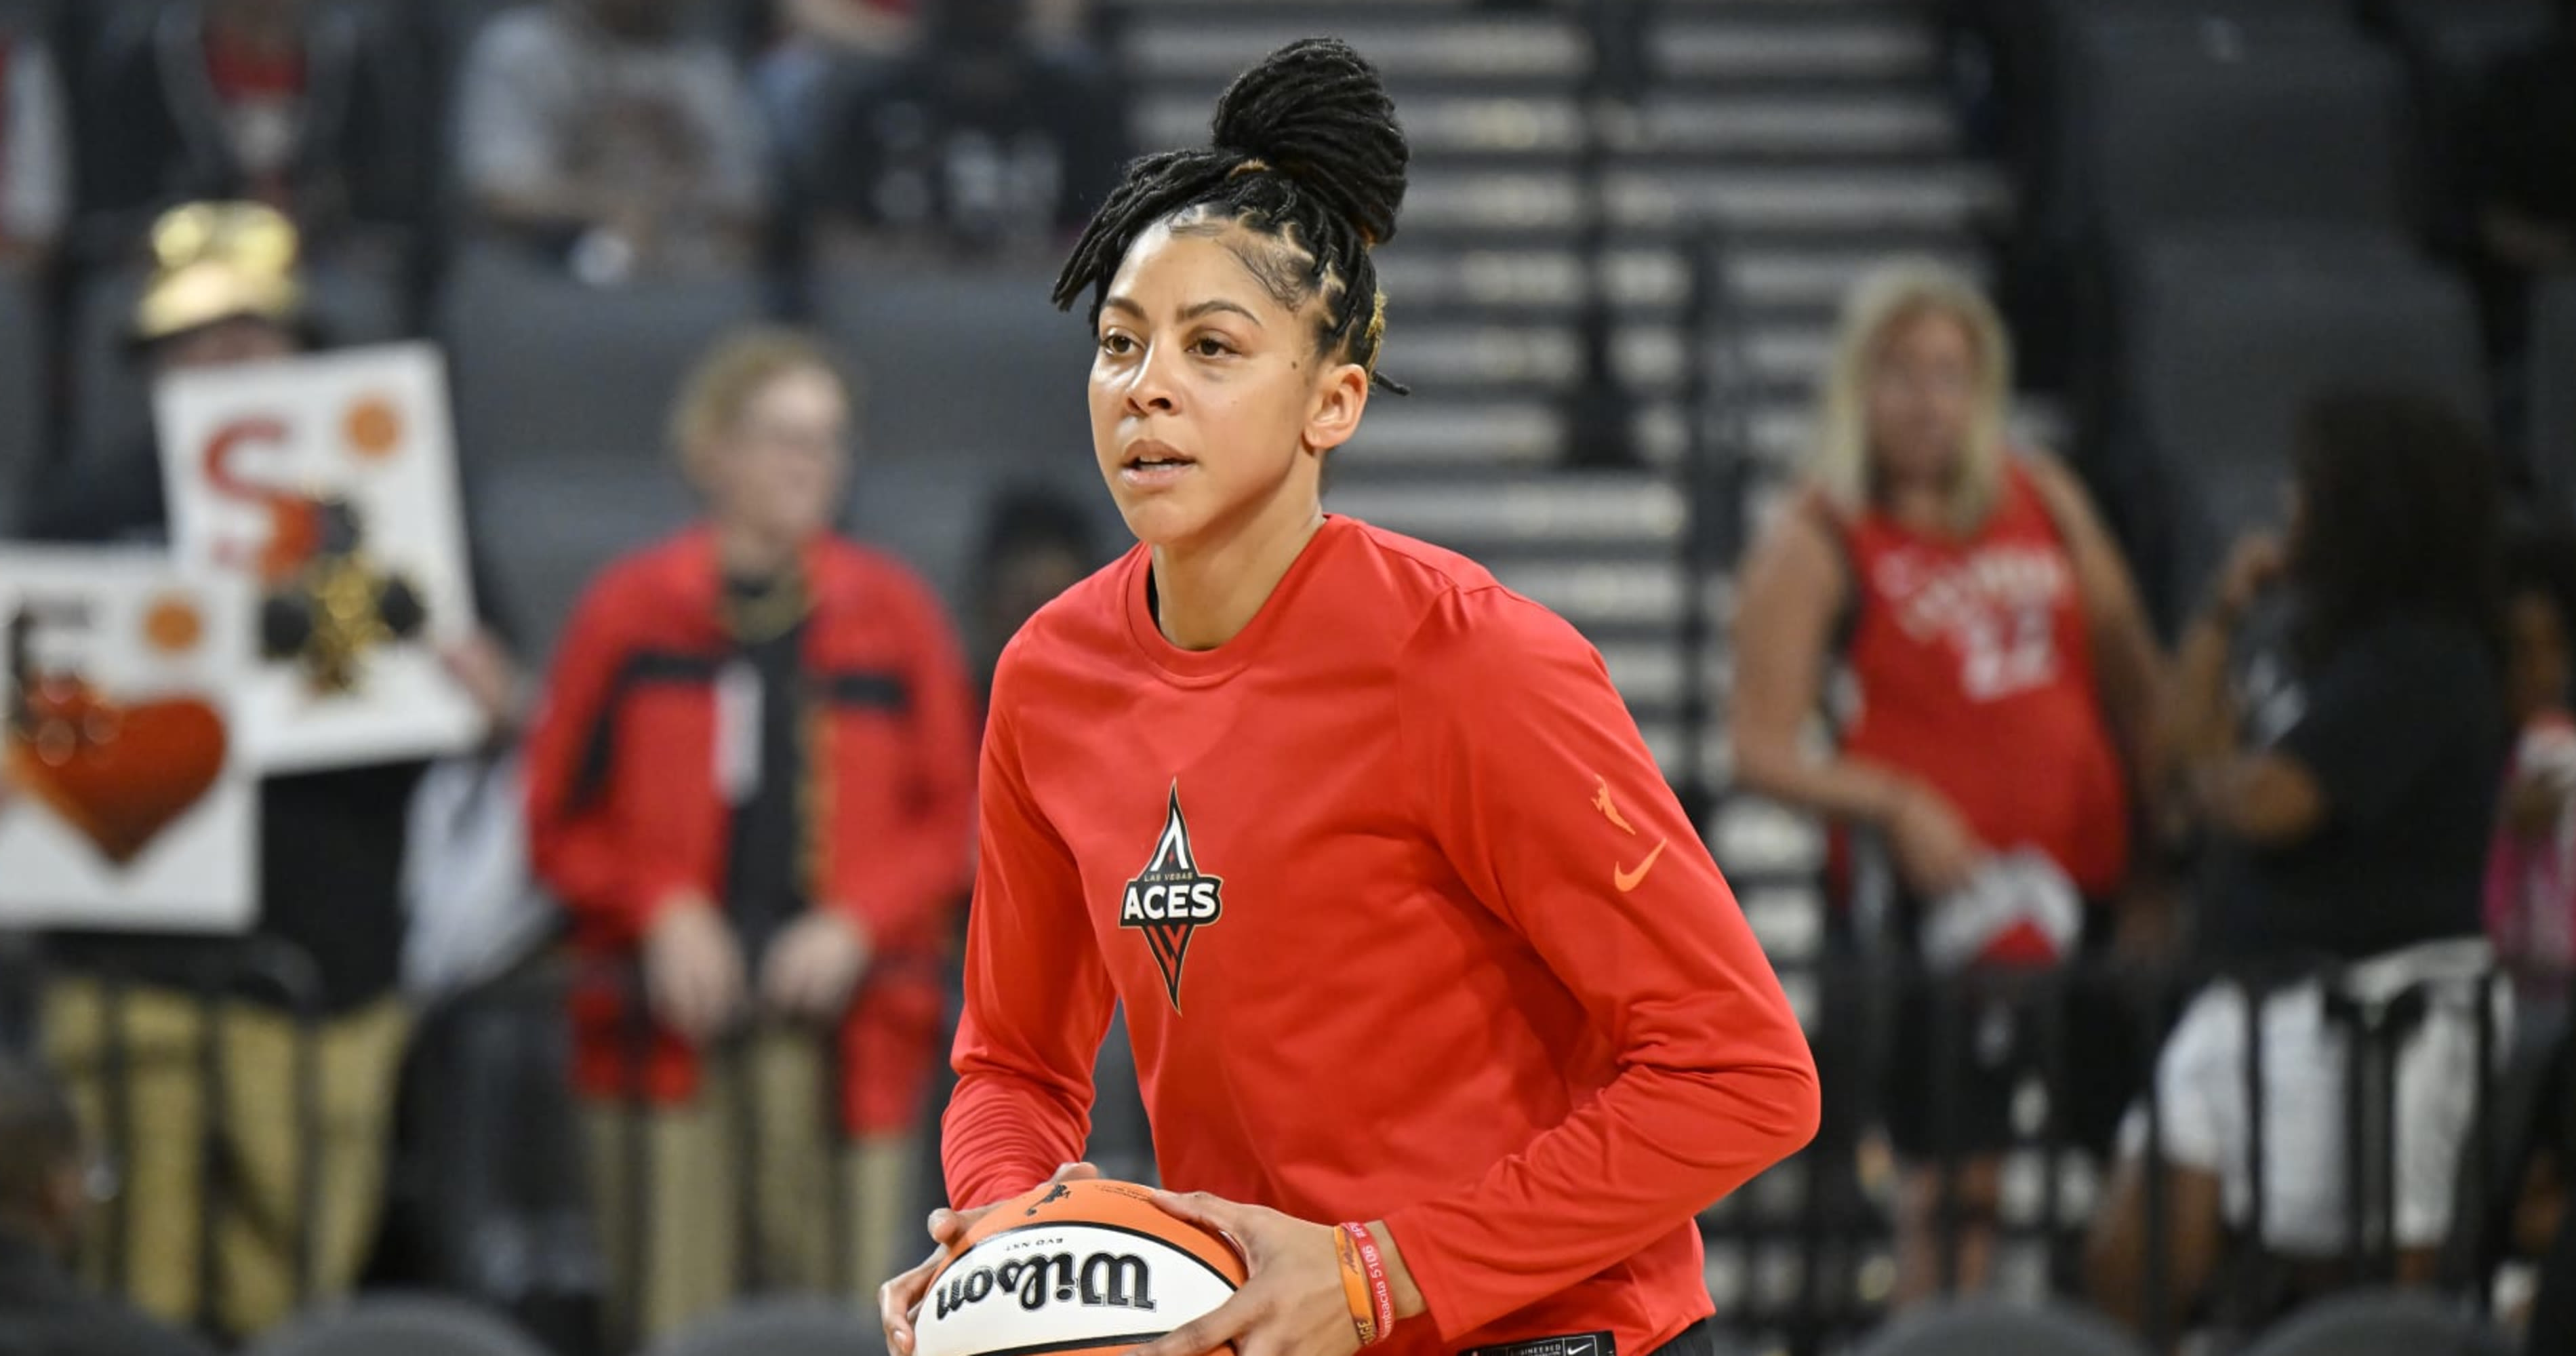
[0, 549, 257, 932]
[157, 342, 485, 772]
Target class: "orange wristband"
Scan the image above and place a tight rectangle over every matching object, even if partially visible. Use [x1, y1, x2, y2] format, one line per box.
[1335, 1224, 1381, 1347]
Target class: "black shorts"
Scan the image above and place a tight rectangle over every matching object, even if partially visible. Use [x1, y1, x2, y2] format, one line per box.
[1464, 1319, 1711, 1356]
[1648, 1319, 1713, 1356]
[1876, 898, 2148, 1162]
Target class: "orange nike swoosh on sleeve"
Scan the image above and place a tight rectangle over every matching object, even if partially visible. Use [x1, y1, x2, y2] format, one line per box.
[1613, 838, 1669, 893]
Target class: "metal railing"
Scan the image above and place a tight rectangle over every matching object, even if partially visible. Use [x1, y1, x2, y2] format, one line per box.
[1708, 949, 2558, 1355]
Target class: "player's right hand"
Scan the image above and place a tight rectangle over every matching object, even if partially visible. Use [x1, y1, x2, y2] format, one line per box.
[881, 1161, 1102, 1356]
[643, 896, 744, 1043]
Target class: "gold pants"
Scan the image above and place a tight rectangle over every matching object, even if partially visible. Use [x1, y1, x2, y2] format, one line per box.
[41, 980, 411, 1339]
[583, 1028, 916, 1346]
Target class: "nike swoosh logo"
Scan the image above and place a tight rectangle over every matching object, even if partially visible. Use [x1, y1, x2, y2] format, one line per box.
[1614, 839, 1668, 893]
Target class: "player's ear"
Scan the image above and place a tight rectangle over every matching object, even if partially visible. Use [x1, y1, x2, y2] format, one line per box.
[1302, 359, 1369, 455]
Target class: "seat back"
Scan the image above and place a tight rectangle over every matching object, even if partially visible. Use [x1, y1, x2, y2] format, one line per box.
[2531, 273, 2576, 511]
[468, 450, 698, 666]
[647, 1295, 888, 1356]
[246, 1293, 555, 1356]
[2237, 1288, 2514, 1356]
[2068, 9, 2407, 238]
[2114, 227, 2484, 622]
[1855, 1296, 2152, 1356]
[0, 260, 45, 535]
[439, 244, 765, 475]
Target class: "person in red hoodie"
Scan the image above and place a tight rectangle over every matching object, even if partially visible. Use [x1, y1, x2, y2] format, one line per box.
[525, 328, 976, 1343]
[877, 39, 1818, 1356]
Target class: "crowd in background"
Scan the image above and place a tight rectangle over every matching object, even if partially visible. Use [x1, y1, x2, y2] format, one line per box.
[0, 2, 2572, 1356]
[0, 0, 1126, 279]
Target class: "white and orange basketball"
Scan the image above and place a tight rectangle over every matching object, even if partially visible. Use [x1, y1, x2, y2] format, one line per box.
[914, 1180, 1247, 1356]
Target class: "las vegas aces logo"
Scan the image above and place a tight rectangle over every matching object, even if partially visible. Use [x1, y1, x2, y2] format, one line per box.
[1120, 782, 1224, 1011]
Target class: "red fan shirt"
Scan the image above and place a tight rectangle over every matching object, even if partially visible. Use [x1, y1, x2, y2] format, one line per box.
[1832, 460, 2131, 896]
[946, 516, 1817, 1356]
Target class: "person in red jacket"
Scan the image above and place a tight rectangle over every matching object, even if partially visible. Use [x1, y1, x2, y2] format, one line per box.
[526, 328, 976, 1342]
[876, 39, 1818, 1356]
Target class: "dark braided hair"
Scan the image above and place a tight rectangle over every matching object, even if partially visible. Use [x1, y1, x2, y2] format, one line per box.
[1051, 37, 1411, 395]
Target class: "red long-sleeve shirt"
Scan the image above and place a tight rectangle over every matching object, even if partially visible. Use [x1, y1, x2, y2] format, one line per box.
[946, 516, 1818, 1355]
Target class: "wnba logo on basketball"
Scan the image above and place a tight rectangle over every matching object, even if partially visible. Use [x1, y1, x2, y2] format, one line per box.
[933, 1252, 1158, 1320]
[1120, 783, 1224, 1010]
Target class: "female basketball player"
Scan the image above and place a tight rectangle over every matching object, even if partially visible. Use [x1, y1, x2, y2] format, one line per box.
[880, 39, 1818, 1356]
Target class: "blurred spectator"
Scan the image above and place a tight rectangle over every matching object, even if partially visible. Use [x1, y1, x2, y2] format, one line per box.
[0, 24, 69, 262]
[75, 0, 421, 260]
[24, 202, 524, 1340]
[29, 202, 308, 540]
[809, 0, 1123, 256]
[756, 0, 917, 152]
[1732, 261, 2165, 1304]
[2089, 388, 2510, 1331]
[454, 0, 770, 283]
[2489, 514, 2576, 1031]
[786, 0, 920, 58]
[523, 329, 975, 1343]
[759, 0, 1095, 166]
[967, 483, 1100, 704]
[0, 1058, 216, 1356]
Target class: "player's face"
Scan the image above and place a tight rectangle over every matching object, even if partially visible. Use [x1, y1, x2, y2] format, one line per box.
[704, 365, 849, 548]
[1866, 309, 1979, 490]
[1089, 220, 1361, 551]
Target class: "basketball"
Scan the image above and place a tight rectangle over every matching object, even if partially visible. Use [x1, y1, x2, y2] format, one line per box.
[912, 1180, 1248, 1356]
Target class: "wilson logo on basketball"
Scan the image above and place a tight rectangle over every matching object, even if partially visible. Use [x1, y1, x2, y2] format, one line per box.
[933, 1252, 1158, 1321]
[1119, 783, 1223, 1011]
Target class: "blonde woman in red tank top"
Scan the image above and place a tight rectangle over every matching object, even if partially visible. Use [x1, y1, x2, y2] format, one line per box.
[1732, 261, 2167, 1306]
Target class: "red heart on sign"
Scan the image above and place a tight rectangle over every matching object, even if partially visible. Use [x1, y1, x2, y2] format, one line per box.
[6, 685, 228, 866]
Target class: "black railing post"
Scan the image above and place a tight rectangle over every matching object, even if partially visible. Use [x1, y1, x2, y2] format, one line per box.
[2466, 970, 2498, 1317]
[102, 964, 135, 1298]
[2139, 976, 2171, 1354]
[1932, 968, 1963, 1296]
[729, 1028, 761, 1296]
[193, 968, 225, 1338]
[2240, 970, 2271, 1326]
[2037, 968, 2070, 1281]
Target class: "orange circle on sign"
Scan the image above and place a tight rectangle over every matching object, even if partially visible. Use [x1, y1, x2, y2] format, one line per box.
[344, 396, 403, 460]
[142, 595, 205, 655]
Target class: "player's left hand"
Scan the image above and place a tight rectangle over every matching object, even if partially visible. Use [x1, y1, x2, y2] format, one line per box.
[1127, 1191, 1359, 1356]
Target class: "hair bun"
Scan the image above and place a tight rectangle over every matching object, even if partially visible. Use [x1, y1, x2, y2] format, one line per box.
[1209, 37, 1409, 247]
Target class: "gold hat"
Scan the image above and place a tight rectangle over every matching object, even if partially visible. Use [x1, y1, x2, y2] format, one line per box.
[132, 202, 306, 345]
